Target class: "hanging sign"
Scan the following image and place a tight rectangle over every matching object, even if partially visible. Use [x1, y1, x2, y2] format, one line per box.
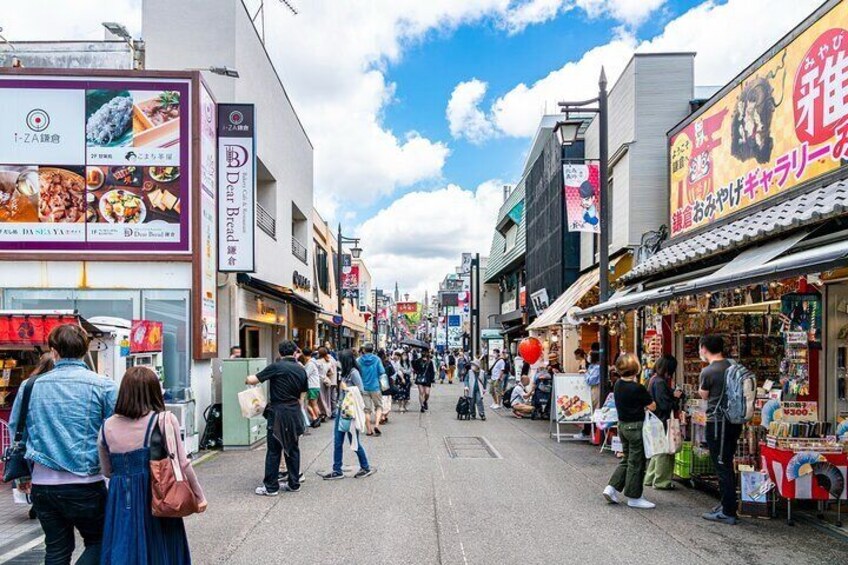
[217, 103, 255, 272]
[564, 163, 600, 233]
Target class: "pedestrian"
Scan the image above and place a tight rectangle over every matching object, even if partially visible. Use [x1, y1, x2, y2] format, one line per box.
[510, 374, 534, 418]
[303, 347, 322, 428]
[438, 357, 447, 384]
[415, 350, 436, 412]
[318, 349, 375, 480]
[464, 359, 486, 420]
[357, 343, 386, 436]
[395, 351, 412, 413]
[574, 348, 587, 372]
[229, 346, 243, 359]
[447, 350, 457, 384]
[378, 349, 395, 424]
[576, 351, 601, 439]
[603, 353, 657, 509]
[99, 366, 207, 564]
[698, 335, 740, 525]
[8, 324, 118, 564]
[488, 349, 505, 409]
[247, 340, 308, 496]
[644, 354, 683, 491]
[317, 346, 337, 419]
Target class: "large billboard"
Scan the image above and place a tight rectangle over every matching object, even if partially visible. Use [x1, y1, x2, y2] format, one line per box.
[0, 74, 191, 253]
[669, 1, 848, 238]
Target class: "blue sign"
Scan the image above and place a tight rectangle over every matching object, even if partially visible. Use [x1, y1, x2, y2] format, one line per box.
[448, 315, 461, 327]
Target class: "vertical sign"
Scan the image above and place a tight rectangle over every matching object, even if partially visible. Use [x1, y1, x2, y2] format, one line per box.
[217, 103, 255, 272]
[198, 83, 218, 357]
[564, 163, 600, 233]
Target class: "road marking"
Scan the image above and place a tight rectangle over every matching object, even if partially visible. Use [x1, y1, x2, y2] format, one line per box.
[0, 534, 44, 562]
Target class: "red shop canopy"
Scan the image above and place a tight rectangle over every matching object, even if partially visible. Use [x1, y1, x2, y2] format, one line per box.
[0, 311, 100, 347]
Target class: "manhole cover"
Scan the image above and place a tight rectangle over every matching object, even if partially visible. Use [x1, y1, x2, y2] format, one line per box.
[444, 436, 501, 459]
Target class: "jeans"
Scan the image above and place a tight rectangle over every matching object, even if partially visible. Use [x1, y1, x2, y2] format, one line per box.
[31, 481, 107, 565]
[333, 418, 369, 474]
[705, 421, 742, 517]
[469, 388, 485, 418]
[264, 418, 301, 492]
[609, 421, 646, 499]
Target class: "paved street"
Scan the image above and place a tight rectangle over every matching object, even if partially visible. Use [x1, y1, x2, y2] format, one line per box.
[185, 384, 848, 565]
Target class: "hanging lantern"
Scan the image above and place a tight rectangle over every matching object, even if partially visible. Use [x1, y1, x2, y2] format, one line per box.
[518, 337, 543, 365]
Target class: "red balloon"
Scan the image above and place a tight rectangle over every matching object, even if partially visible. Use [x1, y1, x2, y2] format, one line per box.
[518, 337, 543, 365]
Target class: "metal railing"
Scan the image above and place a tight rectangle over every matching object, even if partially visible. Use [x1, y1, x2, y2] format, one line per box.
[292, 236, 308, 264]
[257, 203, 276, 239]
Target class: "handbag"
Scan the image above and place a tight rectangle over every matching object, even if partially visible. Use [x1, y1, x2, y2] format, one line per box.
[2, 376, 40, 483]
[666, 417, 683, 454]
[150, 413, 200, 518]
[237, 386, 267, 419]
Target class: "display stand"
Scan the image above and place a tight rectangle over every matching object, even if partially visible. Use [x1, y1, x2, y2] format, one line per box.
[550, 373, 595, 443]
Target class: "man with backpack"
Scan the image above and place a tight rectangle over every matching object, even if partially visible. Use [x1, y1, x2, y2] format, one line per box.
[697, 335, 750, 525]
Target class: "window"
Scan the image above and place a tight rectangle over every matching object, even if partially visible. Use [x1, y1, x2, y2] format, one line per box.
[505, 225, 518, 252]
[316, 245, 329, 293]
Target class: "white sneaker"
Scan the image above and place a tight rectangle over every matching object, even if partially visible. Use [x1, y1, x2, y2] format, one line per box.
[602, 485, 621, 504]
[572, 433, 589, 440]
[627, 497, 656, 509]
[490, 403, 500, 409]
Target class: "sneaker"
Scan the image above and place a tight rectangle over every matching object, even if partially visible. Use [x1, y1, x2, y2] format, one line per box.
[602, 485, 621, 504]
[702, 510, 738, 525]
[310, 420, 321, 429]
[280, 483, 301, 493]
[627, 497, 656, 509]
[354, 468, 376, 479]
[490, 403, 499, 409]
[278, 472, 305, 484]
[480, 416, 486, 421]
[374, 428, 382, 437]
[318, 471, 344, 480]
[420, 407, 426, 413]
[572, 433, 589, 440]
[255, 485, 279, 497]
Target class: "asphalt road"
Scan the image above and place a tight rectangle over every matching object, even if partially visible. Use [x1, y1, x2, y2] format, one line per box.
[186, 384, 848, 564]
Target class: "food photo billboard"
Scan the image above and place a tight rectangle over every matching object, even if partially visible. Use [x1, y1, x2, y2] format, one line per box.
[669, 1, 848, 239]
[0, 71, 191, 254]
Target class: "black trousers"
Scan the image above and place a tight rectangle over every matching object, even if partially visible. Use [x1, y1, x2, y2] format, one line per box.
[31, 481, 107, 565]
[263, 416, 301, 492]
[705, 421, 743, 517]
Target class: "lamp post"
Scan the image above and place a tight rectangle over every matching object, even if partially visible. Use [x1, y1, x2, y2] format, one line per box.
[336, 224, 362, 351]
[555, 67, 611, 404]
[102, 22, 145, 70]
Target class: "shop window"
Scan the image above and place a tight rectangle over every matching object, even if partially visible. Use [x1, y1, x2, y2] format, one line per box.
[142, 290, 190, 396]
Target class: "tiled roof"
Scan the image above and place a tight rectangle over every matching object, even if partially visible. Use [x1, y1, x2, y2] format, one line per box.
[622, 180, 848, 283]
[484, 181, 526, 283]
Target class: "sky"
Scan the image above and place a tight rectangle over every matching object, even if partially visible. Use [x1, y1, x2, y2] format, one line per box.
[3, 0, 824, 299]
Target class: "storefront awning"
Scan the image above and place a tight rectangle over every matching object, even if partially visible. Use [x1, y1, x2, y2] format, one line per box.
[236, 274, 322, 314]
[527, 267, 599, 330]
[579, 235, 848, 317]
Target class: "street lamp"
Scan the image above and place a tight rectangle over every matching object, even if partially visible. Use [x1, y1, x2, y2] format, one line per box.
[336, 224, 362, 351]
[208, 66, 240, 78]
[557, 67, 611, 403]
[102, 22, 144, 70]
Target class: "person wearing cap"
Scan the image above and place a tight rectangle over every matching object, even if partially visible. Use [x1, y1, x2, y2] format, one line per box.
[463, 358, 487, 421]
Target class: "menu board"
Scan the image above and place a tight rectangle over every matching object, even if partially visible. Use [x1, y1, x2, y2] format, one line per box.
[0, 75, 191, 253]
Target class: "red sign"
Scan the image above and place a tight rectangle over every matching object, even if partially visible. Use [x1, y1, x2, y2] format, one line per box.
[0, 315, 80, 346]
[130, 320, 163, 353]
[397, 302, 418, 314]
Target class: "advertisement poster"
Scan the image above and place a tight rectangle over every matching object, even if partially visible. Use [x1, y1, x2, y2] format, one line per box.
[341, 264, 360, 300]
[741, 471, 772, 503]
[447, 314, 462, 348]
[217, 103, 255, 272]
[563, 163, 600, 233]
[0, 75, 191, 253]
[198, 83, 218, 357]
[553, 373, 593, 424]
[669, 1, 848, 238]
[781, 293, 822, 342]
[129, 320, 163, 353]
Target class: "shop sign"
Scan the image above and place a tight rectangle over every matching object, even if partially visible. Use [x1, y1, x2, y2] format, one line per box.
[779, 401, 818, 422]
[669, 1, 848, 238]
[397, 301, 418, 314]
[217, 103, 255, 272]
[443, 278, 464, 292]
[0, 314, 79, 346]
[292, 270, 311, 291]
[530, 288, 550, 314]
[197, 82, 218, 358]
[129, 319, 163, 353]
[0, 73, 191, 253]
[553, 374, 594, 424]
[563, 163, 600, 233]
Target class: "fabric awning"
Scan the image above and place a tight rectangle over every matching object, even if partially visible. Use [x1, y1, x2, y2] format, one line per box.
[236, 273, 322, 313]
[527, 267, 600, 330]
[578, 235, 848, 317]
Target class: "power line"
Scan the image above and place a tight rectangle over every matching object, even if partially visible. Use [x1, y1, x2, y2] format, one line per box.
[278, 0, 298, 15]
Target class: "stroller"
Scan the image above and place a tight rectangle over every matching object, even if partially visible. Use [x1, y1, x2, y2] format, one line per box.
[531, 375, 552, 420]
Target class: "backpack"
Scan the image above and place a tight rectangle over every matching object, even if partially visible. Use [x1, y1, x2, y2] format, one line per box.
[717, 359, 756, 424]
[456, 396, 471, 420]
[502, 385, 516, 408]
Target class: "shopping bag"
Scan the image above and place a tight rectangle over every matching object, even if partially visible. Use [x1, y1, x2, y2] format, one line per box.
[642, 411, 668, 459]
[666, 418, 683, 454]
[340, 392, 357, 420]
[379, 373, 390, 392]
[237, 386, 267, 419]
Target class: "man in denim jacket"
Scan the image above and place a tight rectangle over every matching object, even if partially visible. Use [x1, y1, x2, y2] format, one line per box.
[9, 323, 117, 564]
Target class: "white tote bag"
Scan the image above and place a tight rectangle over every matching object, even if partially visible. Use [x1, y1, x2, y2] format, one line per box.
[237, 386, 267, 418]
[642, 411, 668, 459]
[666, 418, 683, 455]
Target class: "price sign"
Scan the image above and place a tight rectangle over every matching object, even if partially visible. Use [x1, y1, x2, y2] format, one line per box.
[779, 401, 818, 423]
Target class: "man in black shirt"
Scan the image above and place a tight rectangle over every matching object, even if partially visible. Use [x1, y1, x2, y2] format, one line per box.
[246, 340, 308, 496]
[697, 335, 740, 525]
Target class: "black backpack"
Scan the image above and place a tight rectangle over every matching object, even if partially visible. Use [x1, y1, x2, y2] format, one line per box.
[502, 385, 516, 408]
[456, 396, 471, 420]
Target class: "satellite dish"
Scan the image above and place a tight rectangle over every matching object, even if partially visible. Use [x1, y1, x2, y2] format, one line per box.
[564, 306, 582, 327]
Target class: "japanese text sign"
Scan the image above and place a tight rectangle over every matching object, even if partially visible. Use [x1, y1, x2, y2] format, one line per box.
[779, 401, 818, 423]
[397, 302, 418, 314]
[564, 163, 600, 233]
[217, 103, 255, 272]
[669, 2, 848, 238]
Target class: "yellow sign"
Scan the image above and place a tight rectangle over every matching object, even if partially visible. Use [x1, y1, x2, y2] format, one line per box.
[669, 1, 848, 238]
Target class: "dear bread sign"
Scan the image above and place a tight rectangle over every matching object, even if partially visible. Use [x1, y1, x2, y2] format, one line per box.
[217, 104, 256, 272]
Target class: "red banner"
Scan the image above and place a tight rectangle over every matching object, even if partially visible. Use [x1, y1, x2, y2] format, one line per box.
[0, 315, 80, 346]
[130, 320, 164, 353]
[396, 302, 418, 314]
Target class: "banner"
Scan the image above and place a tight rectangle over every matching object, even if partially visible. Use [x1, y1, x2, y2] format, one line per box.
[341, 264, 360, 300]
[217, 103, 255, 272]
[669, 1, 848, 238]
[397, 301, 418, 314]
[563, 163, 600, 233]
[197, 83, 217, 357]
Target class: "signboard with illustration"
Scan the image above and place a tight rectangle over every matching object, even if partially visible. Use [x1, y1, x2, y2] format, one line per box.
[563, 163, 600, 233]
[669, 1, 848, 238]
[198, 83, 217, 357]
[340, 264, 360, 300]
[0, 74, 191, 253]
[129, 320, 163, 353]
[553, 373, 593, 423]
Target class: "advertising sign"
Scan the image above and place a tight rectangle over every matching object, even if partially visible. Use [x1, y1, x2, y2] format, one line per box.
[553, 373, 593, 424]
[443, 278, 464, 292]
[563, 163, 600, 233]
[217, 103, 255, 272]
[530, 288, 550, 314]
[0, 74, 191, 253]
[460, 252, 473, 275]
[778, 401, 819, 422]
[341, 264, 360, 300]
[441, 292, 459, 307]
[447, 314, 462, 348]
[198, 83, 217, 357]
[129, 320, 163, 353]
[669, 1, 848, 238]
[397, 301, 418, 314]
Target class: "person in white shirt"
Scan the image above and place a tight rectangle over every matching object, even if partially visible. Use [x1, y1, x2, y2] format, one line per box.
[304, 348, 322, 428]
[511, 375, 534, 418]
[489, 350, 506, 409]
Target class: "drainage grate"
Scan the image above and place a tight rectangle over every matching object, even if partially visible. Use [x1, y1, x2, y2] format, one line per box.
[444, 436, 501, 459]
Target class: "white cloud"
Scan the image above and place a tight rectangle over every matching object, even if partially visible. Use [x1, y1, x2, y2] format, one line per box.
[575, 0, 667, 28]
[358, 180, 504, 295]
[502, 0, 571, 34]
[447, 79, 496, 143]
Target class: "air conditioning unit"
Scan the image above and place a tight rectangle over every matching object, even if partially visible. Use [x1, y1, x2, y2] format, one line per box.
[165, 401, 199, 454]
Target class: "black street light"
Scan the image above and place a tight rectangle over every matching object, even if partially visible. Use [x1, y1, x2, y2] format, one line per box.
[336, 224, 362, 351]
[557, 67, 611, 404]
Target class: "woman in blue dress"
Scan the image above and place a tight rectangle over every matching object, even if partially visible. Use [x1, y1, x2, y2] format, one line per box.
[98, 367, 207, 564]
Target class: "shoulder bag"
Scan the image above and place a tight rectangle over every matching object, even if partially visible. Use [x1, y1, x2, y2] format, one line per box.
[150, 413, 200, 518]
[2, 376, 40, 483]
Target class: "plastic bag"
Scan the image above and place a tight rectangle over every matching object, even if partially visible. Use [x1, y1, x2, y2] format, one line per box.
[237, 386, 267, 419]
[642, 411, 668, 459]
[379, 373, 390, 392]
[666, 418, 683, 454]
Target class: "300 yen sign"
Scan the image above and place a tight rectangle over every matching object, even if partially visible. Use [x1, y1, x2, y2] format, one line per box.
[779, 401, 818, 422]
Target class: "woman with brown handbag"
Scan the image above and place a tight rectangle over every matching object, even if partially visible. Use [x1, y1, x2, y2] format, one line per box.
[98, 366, 206, 564]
